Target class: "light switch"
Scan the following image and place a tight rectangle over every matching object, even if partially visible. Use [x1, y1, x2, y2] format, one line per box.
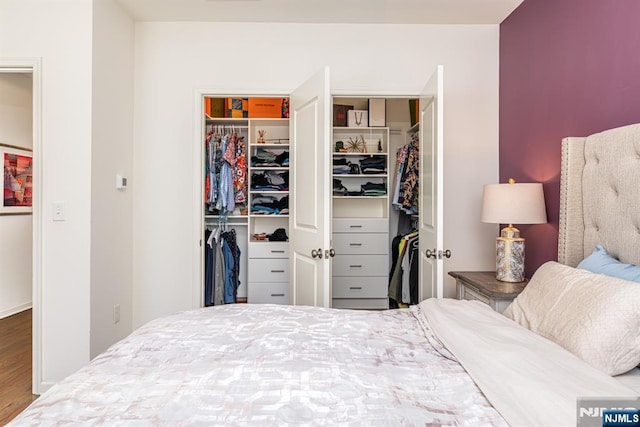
[52, 201, 65, 221]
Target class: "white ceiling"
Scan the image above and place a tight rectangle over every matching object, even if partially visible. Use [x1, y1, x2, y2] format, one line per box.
[115, 0, 523, 24]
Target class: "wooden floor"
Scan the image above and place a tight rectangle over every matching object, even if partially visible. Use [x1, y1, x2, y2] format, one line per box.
[0, 309, 37, 425]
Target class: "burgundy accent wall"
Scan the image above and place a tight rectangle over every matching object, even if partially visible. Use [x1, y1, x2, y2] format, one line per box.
[499, 0, 640, 276]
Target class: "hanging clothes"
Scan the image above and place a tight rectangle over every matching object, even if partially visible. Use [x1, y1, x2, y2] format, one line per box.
[204, 226, 241, 306]
[234, 136, 247, 205]
[205, 131, 222, 213]
[221, 229, 241, 304]
[204, 227, 225, 307]
[388, 230, 419, 308]
[205, 126, 248, 216]
[392, 133, 419, 215]
[220, 135, 236, 213]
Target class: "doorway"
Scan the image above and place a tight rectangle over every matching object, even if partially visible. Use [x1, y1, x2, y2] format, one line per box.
[0, 60, 42, 400]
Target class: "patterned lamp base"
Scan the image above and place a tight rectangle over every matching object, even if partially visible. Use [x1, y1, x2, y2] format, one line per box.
[496, 237, 525, 282]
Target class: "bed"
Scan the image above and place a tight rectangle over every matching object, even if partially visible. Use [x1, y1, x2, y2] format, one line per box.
[9, 124, 640, 426]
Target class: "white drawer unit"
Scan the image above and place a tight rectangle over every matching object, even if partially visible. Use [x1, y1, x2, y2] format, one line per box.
[248, 259, 288, 282]
[332, 218, 388, 234]
[331, 122, 390, 311]
[332, 233, 389, 255]
[332, 276, 387, 299]
[332, 213, 389, 310]
[332, 254, 388, 277]
[249, 282, 288, 304]
[248, 242, 289, 258]
[248, 241, 289, 304]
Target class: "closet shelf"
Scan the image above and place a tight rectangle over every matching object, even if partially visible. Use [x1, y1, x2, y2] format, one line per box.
[332, 195, 388, 199]
[333, 126, 388, 131]
[205, 215, 248, 220]
[249, 190, 289, 194]
[205, 116, 249, 125]
[250, 143, 290, 147]
[250, 166, 289, 171]
[332, 174, 387, 178]
[250, 118, 289, 123]
[249, 214, 290, 217]
[333, 152, 386, 156]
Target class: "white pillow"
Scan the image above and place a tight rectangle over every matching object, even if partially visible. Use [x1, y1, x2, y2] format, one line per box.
[503, 261, 640, 376]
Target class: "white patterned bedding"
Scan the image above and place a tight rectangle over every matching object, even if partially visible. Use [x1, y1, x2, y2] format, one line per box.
[11, 303, 507, 426]
[13, 299, 636, 426]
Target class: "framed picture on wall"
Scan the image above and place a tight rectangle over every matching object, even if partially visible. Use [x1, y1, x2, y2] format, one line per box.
[1, 145, 33, 214]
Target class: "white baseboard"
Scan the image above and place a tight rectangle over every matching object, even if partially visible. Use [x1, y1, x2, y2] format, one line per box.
[0, 302, 32, 319]
[36, 380, 54, 395]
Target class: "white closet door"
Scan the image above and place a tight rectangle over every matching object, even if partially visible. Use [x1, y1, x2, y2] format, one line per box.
[419, 65, 445, 301]
[289, 67, 332, 307]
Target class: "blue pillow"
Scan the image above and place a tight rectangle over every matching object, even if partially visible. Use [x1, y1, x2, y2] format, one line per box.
[577, 244, 640, 283]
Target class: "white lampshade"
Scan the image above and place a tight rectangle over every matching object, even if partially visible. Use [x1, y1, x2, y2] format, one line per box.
[481, 182, 547, 225]
[481, 181, 547, 282]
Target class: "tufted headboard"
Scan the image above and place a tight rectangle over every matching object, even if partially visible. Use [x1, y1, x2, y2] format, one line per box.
[558, 123, 640, 267]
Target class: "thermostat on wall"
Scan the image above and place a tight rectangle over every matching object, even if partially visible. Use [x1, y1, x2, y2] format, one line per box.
[115, 174, 127, 190]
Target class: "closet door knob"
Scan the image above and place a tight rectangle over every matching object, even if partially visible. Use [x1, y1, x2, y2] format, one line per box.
[311, 248, 322, 259]
[325, 248, 335, 258]
[442, 249, 452, 259]
[425, 249, 437, 259]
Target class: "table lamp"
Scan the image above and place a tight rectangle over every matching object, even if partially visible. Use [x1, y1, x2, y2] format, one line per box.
[481, 179, 547, 282]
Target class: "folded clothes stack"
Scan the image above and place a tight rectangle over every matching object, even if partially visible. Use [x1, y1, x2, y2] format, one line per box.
[333, 178, 348, 196]
[333, 158, 363, 175]
[252, 227, 288, 241]
[251, 194, 289, 215]
[361, 182, 387, 196]
[333, 178, 376, 196]
[268, 227, 288, 242]
[251, 171, 289, 191]
[333, 158, 351, 175]
[359, 156, 386, 174]
[251, 150, 289, 167]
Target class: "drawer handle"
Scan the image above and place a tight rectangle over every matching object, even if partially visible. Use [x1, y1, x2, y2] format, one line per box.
[270, 250, 285, 253]
[349, 225, 363, 228]
[349, 265, 362, 268]
[349, 243, 362, 246]
[349, 286, 362, 290]
[270, 293, 285, 297]
[271, 270, 285, 273]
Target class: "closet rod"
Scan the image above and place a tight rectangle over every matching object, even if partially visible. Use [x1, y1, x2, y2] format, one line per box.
[204, 219, 249, 225]
[205, 223, 248, 230]
[206, 124, 249, 129]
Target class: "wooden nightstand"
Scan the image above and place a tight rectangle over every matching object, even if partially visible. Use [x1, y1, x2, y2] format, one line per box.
[448, 271, 528, 313]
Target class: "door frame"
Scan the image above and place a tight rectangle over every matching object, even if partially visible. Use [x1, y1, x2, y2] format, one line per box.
[0, 58, 43, 394]
[192, 88, 442, 308]
[192, 89, 289, 308]
[330, 91, 436, 305]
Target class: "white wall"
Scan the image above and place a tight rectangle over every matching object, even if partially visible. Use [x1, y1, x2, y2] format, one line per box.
[90, 0, 134, 358]
[0, 12, 501, 388]
[0, 73, 33, 318]
[0, 0, 93, 390]
[132, 22, 500, 326]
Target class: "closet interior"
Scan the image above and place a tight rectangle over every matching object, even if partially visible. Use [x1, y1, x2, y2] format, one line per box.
[201, 95, 420, 309]
[203, 96, 290, 305]
[331, 97, 419, 310]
